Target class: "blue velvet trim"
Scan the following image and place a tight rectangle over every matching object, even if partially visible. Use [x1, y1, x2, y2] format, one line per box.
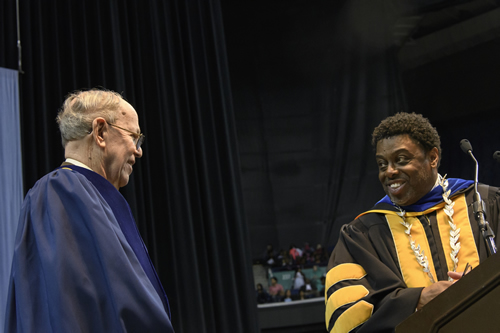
[376, 178, 473, 212]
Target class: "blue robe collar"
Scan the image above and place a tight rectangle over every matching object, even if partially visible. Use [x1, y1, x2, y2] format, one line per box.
[376, 177, 473, 212]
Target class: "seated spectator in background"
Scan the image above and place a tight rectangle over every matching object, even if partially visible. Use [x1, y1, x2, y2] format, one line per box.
[303, 242, 313, 255]
[289, 244, 303, 263]
[276, 289, 286, 302]
[268, 277, 284, 302]
[283, 290, 293, 303]
[262, 244, 277, 266]
[292, 268, 305, 290]
[302, 242, 315, 264]
[319, 276, 326, 297]
[279, 250, 293, 270]
[301, 278, 317, 298]
[313, 243, 328, 264]
[256, 283, 271, 304]
[310, 265, 323, 291]
[275, 250, 283, 266]
[298, 290, 307, 301]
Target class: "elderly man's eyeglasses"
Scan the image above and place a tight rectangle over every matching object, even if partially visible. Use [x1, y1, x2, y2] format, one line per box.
[106, 122, 145, 150]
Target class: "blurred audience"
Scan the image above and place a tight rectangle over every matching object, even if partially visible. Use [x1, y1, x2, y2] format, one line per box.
[256, 283, 271, 304]
[276, 289, 286, 302]
[289, 244, 303, 262]
[268, 277, 284, 302]
[283, 290, 293, 303]
[313, 243, 328, 264]
[300, 278, 317, 298]
[292, 268, 305, 290]
[255, 241, 330, 305]
[262, 244, 277, 266]
[319, 276, 326, 297]
[279, 250, 293, 270]
[310, 265, 323, 290]
[260, 242, 329, 269]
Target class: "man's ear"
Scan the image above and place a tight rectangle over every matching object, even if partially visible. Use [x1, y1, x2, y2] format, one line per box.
[91, 118, 107, 148]
[429, 147, 439, 168]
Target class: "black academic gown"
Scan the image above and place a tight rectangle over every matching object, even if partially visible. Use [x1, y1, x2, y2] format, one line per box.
[325, 181, 500, 333]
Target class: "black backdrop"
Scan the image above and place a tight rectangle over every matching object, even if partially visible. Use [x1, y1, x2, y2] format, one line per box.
[3, 0, 500, 332]
[223, 0, 411, 258]
[1, 0, 259, 332]
[222, 0, 500, 259]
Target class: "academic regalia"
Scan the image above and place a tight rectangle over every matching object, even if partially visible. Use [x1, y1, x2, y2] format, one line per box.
[325, 179, 500, 332]
[4, 165, 173, 333]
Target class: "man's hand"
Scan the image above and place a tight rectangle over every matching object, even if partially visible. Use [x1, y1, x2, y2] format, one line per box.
[447, 271, 464, 281]
[417, 270, 470, 310]
[416, 281, 453, 310]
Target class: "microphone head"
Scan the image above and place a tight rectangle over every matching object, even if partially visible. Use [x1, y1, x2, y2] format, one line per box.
[493, 151, 500, 163]
[460, 139, 473, 153]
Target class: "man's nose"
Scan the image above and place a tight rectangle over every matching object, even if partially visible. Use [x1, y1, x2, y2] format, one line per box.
[135, 146, 143, 158]
[385, 163, 398, 177]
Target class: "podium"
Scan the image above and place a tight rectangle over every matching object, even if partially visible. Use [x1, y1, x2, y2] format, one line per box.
[396, 253, 500, 332]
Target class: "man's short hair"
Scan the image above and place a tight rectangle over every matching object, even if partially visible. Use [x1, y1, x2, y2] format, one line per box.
[56, 89, 124, 147]
[372, 112, 442, 160]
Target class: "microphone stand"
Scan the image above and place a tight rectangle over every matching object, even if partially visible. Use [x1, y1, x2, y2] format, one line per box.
[462, 140, 497, 256]
[469, 153, 497, 256]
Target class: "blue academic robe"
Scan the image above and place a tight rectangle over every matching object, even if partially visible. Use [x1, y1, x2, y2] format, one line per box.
[4, 165, 174, 333]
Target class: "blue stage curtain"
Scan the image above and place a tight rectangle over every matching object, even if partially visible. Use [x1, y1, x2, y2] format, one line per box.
[0, 67, 22, 329]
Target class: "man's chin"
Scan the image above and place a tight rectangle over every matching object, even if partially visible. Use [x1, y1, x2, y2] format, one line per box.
[388, 195, 409, 207]
[119, 175, 130, 188]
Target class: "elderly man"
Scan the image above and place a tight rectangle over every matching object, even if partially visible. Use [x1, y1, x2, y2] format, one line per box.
[4, 89, 173, 332]
[325, 113, 500, 332]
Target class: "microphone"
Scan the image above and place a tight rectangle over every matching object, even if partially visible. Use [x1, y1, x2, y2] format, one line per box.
[460, 139, 478, 195]
[493, 151, 500, 163]
[460, 139, 473, 154]
[460, 139, 497, 256]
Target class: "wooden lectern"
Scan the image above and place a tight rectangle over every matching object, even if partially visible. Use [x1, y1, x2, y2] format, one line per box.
[396, 253, 500, 332]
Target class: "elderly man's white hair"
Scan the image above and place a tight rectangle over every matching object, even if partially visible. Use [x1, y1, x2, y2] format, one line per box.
[56, 89, 124, 147]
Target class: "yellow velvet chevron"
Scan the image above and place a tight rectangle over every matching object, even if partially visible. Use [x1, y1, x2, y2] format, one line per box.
[325, 263, 366, 300]
[325, 285, 369, 330]
[329, 300, 373, 333]
[325, 264, 368, 332]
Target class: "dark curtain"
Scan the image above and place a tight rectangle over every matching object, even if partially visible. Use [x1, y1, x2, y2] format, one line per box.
[321, 0, 407, 248]
[320, 0, 500, 248]
[222, 0, 408, 254]
[0, 1, 259, 332]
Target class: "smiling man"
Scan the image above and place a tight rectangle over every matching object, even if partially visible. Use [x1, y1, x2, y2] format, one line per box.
[324, 113, 500, 332]
[5, 89, 174, 333]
